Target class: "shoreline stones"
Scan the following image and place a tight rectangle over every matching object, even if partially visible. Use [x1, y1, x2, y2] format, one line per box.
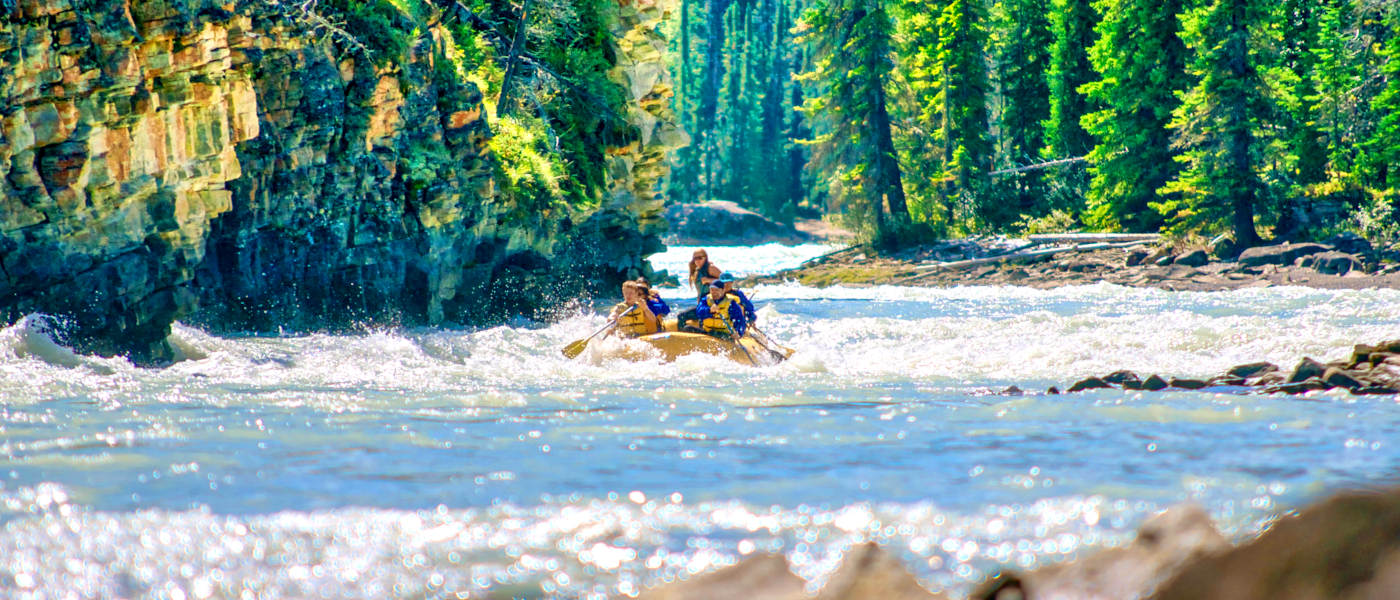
[754, 236, 1400, 292]
[1057, 341, 1400, 396]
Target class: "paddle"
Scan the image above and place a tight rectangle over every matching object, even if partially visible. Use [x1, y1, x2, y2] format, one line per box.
[723, 318, 760, 366]
[561, 306, 635, 359]
[731, 290, 791, 361]
[748, 325, 793, 361]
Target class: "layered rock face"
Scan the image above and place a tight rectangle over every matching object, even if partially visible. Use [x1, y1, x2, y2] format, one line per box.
[0, 0, 684, 363]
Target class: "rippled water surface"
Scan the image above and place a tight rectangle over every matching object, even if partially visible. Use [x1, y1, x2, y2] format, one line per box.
[4, 245, 1400, 598]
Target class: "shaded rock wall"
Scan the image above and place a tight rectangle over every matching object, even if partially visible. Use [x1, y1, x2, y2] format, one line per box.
[0, 0, 683, 363]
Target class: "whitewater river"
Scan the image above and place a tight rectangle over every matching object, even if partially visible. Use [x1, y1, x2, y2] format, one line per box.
[4, 243, 1400, 598]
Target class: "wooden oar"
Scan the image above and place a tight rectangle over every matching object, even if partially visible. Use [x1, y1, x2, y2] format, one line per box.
[748, 325, 794, 361]
[733, 290, 792, 362]
[561, 306, 635, 359]
[723, 319, 760, 366]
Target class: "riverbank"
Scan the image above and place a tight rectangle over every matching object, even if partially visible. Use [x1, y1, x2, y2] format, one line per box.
[750, 236, 1400, 291]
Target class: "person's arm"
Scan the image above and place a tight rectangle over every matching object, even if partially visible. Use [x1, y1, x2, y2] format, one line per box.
[700, 264, 722, 287]
[728, 302, 747, 336]
[648, 294, 670, 316]
[736, 290, 756, 322]
[695, 297, 713, 320]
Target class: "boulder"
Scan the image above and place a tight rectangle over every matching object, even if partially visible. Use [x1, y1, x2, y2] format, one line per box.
[1169, 377, 1209, 390]
[1068, 376, 1113, 392]
[1287, 357, 1327, 384]
[1154, 254, 1176, 266]
[1150, 488, 1400, 600]
[1126, 250, 1151, 267]
[1310, 251, 1362, 275]
[1237, 243, 1329, 267]
[1174, 249, 1209, 267]
[1265, 379, 1330, 395]
[976, 505, 1227, 600]
[1321, 367, 1363, 390]
[638, 553, 805, 600]
[665, 201, 813, 246]
[1103, 370, 1142, 386]
[1226, 362, 1278, 379]
[1327, 231, 1373, 256]
[1142, 374, 1169, 391]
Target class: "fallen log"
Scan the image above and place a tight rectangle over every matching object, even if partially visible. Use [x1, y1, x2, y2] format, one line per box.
[1027, 233, 1161, 244]
[906, 240, 1154, 278]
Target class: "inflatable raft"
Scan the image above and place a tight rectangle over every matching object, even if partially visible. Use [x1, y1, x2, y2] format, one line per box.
[591, 331, 792, 367]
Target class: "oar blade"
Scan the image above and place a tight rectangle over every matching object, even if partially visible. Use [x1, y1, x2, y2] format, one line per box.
[561, 338, 589, 359]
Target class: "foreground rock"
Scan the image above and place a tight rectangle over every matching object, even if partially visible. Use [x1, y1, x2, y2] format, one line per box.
[639, 544, 946, 600]
[0, 0, 681, 364]
[1058, 341, 1400, 396]
[975, 505, 1227, 600]
[636, 487, 1400, 600]
[1151, 488, 1400, 599]
[665, 200, 813, 245]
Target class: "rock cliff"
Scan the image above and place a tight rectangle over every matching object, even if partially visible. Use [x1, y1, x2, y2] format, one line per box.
[0, 0, 685, 363]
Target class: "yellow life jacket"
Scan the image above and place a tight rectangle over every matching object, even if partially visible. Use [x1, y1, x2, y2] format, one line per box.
[701, 293, 739, 336]
[612, 302, 653, 337]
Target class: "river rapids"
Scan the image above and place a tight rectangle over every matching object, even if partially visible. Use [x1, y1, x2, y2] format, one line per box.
[3, 244, 1400, 598]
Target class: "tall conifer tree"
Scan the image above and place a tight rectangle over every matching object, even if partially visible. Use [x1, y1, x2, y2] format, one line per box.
[1158, 0, 1274, 246]
[798, 0, 909, 240]
[1044, 0, 1097, 158]
[990, 0, 1052, 225]
[1080, 0, 1191, 231]
[1370, 7, 1400, 192]
[934, 0, 993, 226]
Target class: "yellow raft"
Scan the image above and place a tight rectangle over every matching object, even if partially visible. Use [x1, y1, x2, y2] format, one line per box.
[596, 331, 792, 367]
[565, 316, 795, 366]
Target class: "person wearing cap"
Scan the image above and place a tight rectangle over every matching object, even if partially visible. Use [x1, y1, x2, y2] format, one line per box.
[695, 279, 747, 339]
[716, 272, 756, 325]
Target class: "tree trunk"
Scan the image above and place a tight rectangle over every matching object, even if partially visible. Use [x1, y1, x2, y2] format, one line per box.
[871, 80, 909, 220]
[496, 0, 533, 116]
[698, 0, 731, 200]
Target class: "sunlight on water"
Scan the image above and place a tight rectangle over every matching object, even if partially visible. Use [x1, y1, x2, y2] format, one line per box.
[3, 269, 1400, 598]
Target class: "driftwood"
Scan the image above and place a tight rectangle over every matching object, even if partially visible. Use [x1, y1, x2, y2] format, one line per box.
[1027, 232, 1161, 244]
[905, 240, 1154, 280]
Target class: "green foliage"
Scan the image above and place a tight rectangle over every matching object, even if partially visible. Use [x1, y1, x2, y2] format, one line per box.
[798, 0, 909, 244]
[1013, 208, 1081, 234]
[1157, 0, 1277, 246]
[488, 116, 569, 225]
[1080, 0, 1191, 232]
[989, 0, 1052, 227]
[1044, 0, 1098, 158]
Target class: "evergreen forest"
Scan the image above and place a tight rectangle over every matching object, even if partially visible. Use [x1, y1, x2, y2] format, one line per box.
[664, 0, 1400, 248]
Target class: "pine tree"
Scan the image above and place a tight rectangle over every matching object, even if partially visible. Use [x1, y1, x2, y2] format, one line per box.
[1370, 7, 1400, 192]
[1043, 0, 1097, 158]
[934, 0, 993, 226]
[1158, 0, 1275, 246]
[1080, 0, 1192, 232]
[989, 0, 1052, 226]
[798, 0, 909, 241]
